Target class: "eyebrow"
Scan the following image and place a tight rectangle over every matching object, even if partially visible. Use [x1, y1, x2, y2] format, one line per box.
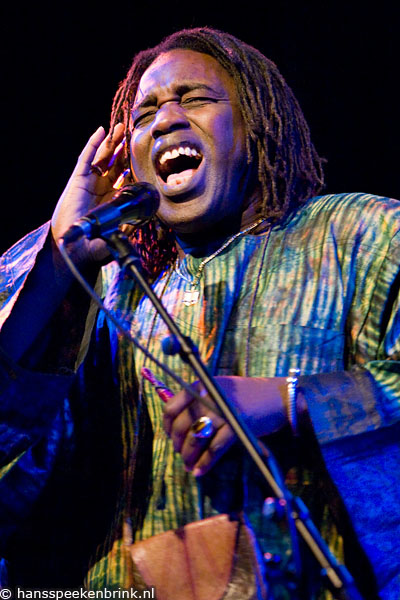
[132, 82, 224, 113]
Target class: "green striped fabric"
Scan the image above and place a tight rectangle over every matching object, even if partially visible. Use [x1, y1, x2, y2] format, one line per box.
[84, 192, 400, 593]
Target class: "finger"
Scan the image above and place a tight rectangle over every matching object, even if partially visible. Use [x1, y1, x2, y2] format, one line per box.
[108, 141, 131, 188]
[191, 424, 236, 477]
[91, 123, 125, 174]
[72, 126, 106, 177]
[167, 408, 196, 453]
[163, 386, 200, 436]
[113, 168, 132, 190]
[179, 422, 222, 471]
[107, 137, 126, 171]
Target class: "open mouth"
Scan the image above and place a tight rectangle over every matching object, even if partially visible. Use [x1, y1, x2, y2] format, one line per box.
[156, 144, 203, 187]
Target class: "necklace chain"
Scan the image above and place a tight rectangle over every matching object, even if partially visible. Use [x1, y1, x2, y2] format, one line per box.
[175, 218, 266, 305]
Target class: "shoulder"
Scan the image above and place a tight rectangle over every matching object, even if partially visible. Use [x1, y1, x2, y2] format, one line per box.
[305, 192, 400, 224]
[304, 192, 400, 217]
[293, 193, 400, 247]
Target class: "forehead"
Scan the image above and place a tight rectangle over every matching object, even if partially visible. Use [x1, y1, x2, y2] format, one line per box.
[133, 49, 237, 108]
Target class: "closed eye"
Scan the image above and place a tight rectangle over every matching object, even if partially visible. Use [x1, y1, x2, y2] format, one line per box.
[182, 96, 219, 105]
[132, 110, 157, 129]
[132, 96, 228, 129]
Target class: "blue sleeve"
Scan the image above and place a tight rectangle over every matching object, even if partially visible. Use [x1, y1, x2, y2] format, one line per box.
[0, 348, 74, 550]
[302, 220, 400, 598]
[0, 223, 51, 330]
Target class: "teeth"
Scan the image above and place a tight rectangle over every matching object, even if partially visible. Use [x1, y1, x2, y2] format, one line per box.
[159, 145, 200, 165]
[159, 150, 172, 164]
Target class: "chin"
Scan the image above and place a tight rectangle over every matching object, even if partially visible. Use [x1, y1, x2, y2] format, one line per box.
[157, 199, 215, 233]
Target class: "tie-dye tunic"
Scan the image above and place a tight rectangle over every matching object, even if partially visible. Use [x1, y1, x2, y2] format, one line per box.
[1, 193, 400, 597]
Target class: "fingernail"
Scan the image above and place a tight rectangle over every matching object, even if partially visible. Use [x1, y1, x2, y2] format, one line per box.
[114, 139, 125, 154]
[155, 386, 174, 403]
[92, 126, 105, 137]
[113, 169, 131, 190]
[141, 366, 174, 402]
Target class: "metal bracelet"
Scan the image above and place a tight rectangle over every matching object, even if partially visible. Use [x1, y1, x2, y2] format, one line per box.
[286, 368, 300, 436]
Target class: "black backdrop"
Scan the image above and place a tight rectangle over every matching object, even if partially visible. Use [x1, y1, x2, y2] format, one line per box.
[1, 0, 399, 253]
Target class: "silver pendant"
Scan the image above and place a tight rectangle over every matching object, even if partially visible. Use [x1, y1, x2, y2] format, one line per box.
[182, 288, 200, 306]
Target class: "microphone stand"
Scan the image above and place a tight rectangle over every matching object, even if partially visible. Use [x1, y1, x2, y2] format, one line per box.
[105, 229, 364, 600]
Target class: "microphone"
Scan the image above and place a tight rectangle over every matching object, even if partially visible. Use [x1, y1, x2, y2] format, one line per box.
[61, 183, 159, 243]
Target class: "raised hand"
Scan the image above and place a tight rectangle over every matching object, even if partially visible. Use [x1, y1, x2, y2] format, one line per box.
[51, 123, 128, 266]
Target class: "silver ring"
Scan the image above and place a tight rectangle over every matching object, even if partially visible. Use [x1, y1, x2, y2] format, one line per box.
[90, 163, 105, 176]
[191, 416, 215, 439]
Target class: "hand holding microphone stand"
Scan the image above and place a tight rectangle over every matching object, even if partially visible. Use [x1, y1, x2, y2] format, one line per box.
[59, 184, 364, 600]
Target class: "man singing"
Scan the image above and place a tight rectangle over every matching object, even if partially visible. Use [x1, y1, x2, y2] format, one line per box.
[1, 27, 399, 599]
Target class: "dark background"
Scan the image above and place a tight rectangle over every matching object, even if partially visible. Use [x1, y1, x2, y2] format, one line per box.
[1, 0, 398, 253]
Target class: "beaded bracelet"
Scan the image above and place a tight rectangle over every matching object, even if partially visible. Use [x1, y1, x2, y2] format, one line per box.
[286, 368, 301, 436]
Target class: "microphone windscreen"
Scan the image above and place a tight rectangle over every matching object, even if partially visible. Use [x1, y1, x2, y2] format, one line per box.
[161, 335, 181, 356]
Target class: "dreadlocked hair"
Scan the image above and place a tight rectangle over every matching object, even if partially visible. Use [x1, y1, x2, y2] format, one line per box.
[110, 27, 325, 277]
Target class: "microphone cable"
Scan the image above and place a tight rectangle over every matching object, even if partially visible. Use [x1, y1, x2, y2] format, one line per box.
[57, 235, 213, 410]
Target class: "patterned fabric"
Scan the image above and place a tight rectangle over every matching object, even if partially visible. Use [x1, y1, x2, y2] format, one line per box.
[1, 193, 400, 597]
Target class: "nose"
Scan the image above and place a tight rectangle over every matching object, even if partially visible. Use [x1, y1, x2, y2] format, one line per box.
[150, 102, 190, 139]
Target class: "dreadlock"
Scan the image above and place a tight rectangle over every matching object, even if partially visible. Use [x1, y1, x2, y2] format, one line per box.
[110, 27, 325, 276]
